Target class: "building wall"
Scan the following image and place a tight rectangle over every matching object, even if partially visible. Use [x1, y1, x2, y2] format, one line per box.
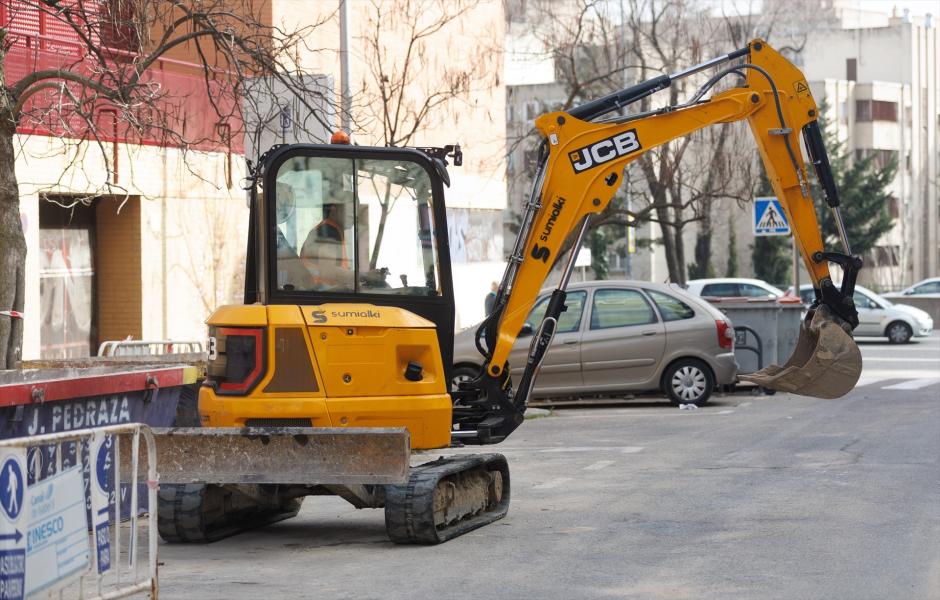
[17, 134, 247, 359]
[804, 17, 939, 288]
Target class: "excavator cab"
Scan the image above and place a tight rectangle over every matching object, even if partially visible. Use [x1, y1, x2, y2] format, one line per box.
[247, 144, 457, 343]
[197, 144, 465, 450]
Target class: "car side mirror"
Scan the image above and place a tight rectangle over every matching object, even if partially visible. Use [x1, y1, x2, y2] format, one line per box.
[519, 323, 534, 336]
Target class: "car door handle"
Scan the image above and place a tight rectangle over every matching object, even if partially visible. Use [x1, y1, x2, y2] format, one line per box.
[641, 330, 657, 336]
[562, 339, 578, 345]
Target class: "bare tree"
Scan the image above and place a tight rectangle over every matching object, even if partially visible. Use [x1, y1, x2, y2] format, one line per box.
[509, 0, 814, 283]
[0, 0, 336, 368]
[355, 0, 499, 267]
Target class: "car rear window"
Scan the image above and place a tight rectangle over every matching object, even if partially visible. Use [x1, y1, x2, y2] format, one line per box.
[701, 283, 738, 296]
[590, 289, 657, 329]
[739, 284, 775, 297]
[914, 282, 940, 294]
[647, 290, 695, 321]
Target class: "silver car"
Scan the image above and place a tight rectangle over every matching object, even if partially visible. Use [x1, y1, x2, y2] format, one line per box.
[794, 283, 933, 343]
[452, 281, 738, 405]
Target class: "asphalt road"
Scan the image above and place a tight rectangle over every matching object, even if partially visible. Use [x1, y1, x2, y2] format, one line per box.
[158, 333, 940, 599]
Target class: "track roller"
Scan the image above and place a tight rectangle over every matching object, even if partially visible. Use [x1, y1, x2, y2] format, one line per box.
[384, 453, 510, 544]
[158, 483, 303, 543]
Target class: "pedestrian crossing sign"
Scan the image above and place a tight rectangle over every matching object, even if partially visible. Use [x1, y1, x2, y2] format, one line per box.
[754, 197, 790, 236]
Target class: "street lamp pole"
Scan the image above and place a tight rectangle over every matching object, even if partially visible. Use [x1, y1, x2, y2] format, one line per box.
[339, 0, 352, 132]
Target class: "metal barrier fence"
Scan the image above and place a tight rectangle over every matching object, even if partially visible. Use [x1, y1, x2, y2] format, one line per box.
[97, 340, 203, 357]
[0, 424, 158, 599]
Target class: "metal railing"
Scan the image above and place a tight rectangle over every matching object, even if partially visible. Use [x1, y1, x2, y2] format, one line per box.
[97, 340, 203, 357]
[0, 424, 159, 599]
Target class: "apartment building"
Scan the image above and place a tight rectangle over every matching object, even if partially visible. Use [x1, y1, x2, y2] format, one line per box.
[804, 7, 939, 289]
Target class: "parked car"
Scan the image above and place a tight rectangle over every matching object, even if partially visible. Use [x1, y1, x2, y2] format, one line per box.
[452, 281, 737, 406]
[883, 277, 940, 297]
[686, 278, 784, 299]
[793, 283, 933, 344]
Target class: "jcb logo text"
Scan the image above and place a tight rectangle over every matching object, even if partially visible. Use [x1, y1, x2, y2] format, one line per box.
[569, 129, 641, 173]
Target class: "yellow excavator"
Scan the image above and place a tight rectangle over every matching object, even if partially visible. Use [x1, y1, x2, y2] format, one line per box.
[156, 39, 862, 544]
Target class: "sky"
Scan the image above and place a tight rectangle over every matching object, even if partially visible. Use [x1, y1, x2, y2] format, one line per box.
[701, 0, 937, 17]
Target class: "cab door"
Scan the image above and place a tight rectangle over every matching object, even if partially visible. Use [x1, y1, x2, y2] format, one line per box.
[579, 287, 665, 388]
[509, 290, 587, 394]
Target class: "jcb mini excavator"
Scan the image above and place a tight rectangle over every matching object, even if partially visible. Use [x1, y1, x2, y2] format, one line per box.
[155, 39, 862, 544]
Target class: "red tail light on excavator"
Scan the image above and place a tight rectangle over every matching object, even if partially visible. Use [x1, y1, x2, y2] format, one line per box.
[205, 326, 266, 394]
[716, 320, 734, 350]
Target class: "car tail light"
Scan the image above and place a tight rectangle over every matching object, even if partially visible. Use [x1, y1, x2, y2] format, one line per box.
[716, 320, 734, 350]
[205, 326, 265, 394]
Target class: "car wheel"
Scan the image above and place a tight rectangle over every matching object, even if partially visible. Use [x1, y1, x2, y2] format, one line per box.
[451, 365, 480, 391]
[663, 359, 714, 406]
[886, 321, 913, 344]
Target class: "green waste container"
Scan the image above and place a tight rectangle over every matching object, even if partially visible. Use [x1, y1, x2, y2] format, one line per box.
[704, 297, 804, 376]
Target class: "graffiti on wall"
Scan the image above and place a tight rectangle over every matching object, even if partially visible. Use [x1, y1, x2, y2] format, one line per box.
[446, 208, 503, 263]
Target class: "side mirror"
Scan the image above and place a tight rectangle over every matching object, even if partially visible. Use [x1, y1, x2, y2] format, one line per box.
[519, 323, 534, 336]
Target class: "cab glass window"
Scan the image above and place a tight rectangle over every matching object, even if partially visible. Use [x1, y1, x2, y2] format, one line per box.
[647, 290, 695, 321]
[590, 289, 657, 329]
[525, 291, 587, 334]
[271, 155, 439, 296]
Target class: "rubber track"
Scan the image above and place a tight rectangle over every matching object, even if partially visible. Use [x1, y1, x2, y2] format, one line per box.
[384, 453, 510, 544]
[157, 484, 301, 544]
[157, 484, 211, 543]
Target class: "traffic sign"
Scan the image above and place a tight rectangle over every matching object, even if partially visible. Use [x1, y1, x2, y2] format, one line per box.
[754, 197, 790, 236]
[24, 465, 89, 597]
[0, 450, 26, 600]
[89, 433, 112, 575]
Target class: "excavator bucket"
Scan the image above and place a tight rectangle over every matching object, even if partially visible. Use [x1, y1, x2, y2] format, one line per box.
[739, 304, 862, 399]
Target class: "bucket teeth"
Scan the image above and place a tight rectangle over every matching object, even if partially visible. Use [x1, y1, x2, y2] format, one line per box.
[739, 304, 862, 399]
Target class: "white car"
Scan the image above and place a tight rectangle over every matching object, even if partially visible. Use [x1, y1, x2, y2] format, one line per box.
[686, 278, 784, 299]
[883, 277, 940, 298]
[794, 283, 933, 344]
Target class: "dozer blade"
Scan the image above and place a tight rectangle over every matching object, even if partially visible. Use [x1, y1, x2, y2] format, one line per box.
[739, 304, 862, 399]
[132, 427, 411, 544]
[130, 427, 410, 485]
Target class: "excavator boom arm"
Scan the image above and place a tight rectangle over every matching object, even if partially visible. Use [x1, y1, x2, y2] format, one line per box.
[453, 40, 862, 445]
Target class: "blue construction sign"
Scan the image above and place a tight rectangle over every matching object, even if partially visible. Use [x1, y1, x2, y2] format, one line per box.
[0, 451, 26, 600]
[754, 197, 790, 236]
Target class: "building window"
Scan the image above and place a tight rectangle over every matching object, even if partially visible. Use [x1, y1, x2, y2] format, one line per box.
[846, 58, 857, 81]
[855, 149, 898, 171]
[856, 100, 871, 121]
[525, 100, 541, 121]
[856, 100, 898, 122]
[871, 100, 898, 121]
[874, 149, 898, 170]
[888, 196, 899, 219]
[870, 245, 899, 267]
